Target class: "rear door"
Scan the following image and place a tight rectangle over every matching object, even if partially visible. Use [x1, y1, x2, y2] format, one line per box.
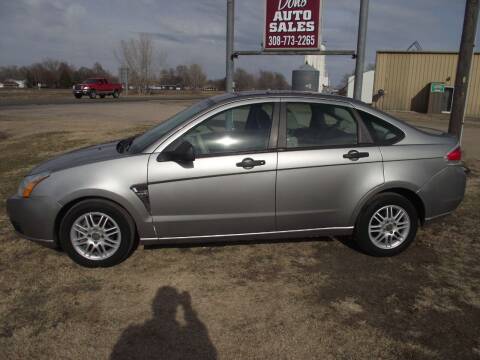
[276, 99, 384, 230]
[99, 79, 107, 93]
[147, 99, 280, 239]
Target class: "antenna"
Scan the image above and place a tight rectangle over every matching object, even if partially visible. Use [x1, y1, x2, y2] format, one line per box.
[406, 41, 423, 52]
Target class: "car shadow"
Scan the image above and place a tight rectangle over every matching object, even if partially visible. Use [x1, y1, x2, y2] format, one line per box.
[110, 286, 217, 360]
[144, 235, 360, 253]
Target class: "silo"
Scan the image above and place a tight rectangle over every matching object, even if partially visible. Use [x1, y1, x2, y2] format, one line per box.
[292, 64, 320, 92]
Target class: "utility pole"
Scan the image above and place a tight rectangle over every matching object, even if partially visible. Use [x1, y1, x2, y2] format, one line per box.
[226, 0, 235, 93]
[449, 0, 479, 140]
[353, 0, 370, 101]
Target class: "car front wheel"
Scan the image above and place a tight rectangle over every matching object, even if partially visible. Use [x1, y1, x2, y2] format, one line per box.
[354, 192, 418, 256]
[59, 199, 136, 267]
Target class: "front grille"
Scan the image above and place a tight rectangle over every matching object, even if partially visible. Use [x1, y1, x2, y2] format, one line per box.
[74, 85, 82, 90]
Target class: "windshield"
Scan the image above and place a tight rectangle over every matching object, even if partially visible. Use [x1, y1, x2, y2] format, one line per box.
[128, 99, 214, 153]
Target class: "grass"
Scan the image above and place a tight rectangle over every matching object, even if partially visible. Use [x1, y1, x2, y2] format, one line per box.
[0, 105, 479, 359]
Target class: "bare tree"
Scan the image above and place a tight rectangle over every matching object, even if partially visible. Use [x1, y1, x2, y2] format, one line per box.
[234, 68, 256, 91]
[116, 33, 154, 94]
[176, 65, 190, 88]
[188, 64, 207, 89]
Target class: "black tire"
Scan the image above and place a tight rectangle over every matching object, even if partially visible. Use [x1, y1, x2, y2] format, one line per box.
[354, 192, 418, 257]
[74, 94, 82, 99]
[112, 90, 119, 98]
[89, 90, 97, 99]
[59, 199, 136, 267]
[99, 94, 106, 99]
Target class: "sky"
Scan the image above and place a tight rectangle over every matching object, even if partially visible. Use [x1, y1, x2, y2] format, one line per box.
[0, 0, 478, 87]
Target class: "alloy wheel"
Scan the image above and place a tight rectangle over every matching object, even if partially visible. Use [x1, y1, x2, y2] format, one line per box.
[70, 212, 121, 260]
[368, 205, 411, 249]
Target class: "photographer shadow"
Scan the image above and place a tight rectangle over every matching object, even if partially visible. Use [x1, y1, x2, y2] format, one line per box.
[110, 286, 217, 360]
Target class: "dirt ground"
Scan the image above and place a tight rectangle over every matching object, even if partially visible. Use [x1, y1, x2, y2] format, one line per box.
[0, 101, 479, 359]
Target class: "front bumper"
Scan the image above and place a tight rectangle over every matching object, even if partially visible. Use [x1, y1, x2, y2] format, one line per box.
[6, 195, 61, 247]
[73, 90, 91, 95]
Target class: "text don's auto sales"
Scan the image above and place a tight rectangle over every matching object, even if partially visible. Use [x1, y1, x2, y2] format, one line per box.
[264, 0, 321, 50]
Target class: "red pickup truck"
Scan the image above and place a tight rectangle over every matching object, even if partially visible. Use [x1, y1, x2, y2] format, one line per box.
[73, 78, 122, 99]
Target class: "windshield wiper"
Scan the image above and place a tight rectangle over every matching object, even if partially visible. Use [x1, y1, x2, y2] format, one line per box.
[116, 136, 136, 153]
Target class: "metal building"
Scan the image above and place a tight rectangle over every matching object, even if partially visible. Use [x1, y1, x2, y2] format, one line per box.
[373, 51, 480, 117]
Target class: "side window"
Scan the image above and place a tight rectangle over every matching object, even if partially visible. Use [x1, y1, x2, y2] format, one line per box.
[286, 103, 358, 148]
[178, 103, 274, 156]
[358, 110, 404, 145]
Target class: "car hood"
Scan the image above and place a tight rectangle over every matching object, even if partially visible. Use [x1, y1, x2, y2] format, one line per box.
[29, 141, 126, 175]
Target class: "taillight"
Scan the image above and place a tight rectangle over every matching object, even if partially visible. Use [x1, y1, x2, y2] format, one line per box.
[446, 146, 462, 161]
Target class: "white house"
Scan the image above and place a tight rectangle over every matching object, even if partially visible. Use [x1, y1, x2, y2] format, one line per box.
[347, 70, 375, 104]
[3, 79, 26, 88]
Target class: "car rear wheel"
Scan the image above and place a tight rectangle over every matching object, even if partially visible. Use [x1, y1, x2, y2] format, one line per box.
[59, 199, 136, 267]
[89, 90, 97, 99]
[354, 192, 418, 256]
[113, 90, 119, 98]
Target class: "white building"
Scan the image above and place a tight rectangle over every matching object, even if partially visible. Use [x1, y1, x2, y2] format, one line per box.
[347, 70, 375, 104]
[305, 43, 329, 92]
[3, 79, 26, 88]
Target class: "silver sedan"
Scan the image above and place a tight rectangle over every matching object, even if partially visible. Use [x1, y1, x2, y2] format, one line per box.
[7, 91, 467, 267]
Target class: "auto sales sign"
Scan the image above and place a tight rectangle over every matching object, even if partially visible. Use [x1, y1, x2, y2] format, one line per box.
[264, 0, 321, 50]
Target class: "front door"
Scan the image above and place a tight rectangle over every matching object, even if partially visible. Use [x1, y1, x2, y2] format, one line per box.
[148, 100, 279, 239]
[276, 100, 384, 230]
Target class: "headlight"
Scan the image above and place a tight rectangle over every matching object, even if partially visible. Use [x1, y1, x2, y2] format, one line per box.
[83, 86, 89, 90]
[18, 172, 50, 198]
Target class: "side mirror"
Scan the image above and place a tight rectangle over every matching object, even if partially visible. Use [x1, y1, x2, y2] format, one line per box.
[159, 140, 196, 163]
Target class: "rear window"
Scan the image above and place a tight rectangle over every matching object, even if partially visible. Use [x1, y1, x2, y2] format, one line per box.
[358, 110, 404, 145]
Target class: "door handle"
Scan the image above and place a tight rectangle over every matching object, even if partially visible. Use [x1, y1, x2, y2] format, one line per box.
[343, 150, 369, 161]
[236, 158, 266, 169]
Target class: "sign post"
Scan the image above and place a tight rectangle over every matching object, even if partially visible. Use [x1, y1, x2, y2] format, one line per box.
[119, 66, 129, 96]
[224, 0, 355, 93]
[353, 0, 369, 101]
[264, 0, 322, 51]
[226, 0, 235, 93]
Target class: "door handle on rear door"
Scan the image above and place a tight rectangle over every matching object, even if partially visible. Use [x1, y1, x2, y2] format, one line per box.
[236, 158, 266, 169]
[343, 150, 369, 161]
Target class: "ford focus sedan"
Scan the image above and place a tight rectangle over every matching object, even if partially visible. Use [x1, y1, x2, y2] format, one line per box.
[7, 91, 467, 267]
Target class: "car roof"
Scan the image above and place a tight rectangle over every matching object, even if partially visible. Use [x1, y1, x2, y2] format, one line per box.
[208, 90, 362, 106]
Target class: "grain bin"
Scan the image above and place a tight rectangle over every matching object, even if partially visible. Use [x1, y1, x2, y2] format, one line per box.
[292, 64, 320, 92]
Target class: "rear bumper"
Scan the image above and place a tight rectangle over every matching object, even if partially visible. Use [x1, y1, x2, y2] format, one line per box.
[418, 164, 467, 220]
[6, 195, 61, 247]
